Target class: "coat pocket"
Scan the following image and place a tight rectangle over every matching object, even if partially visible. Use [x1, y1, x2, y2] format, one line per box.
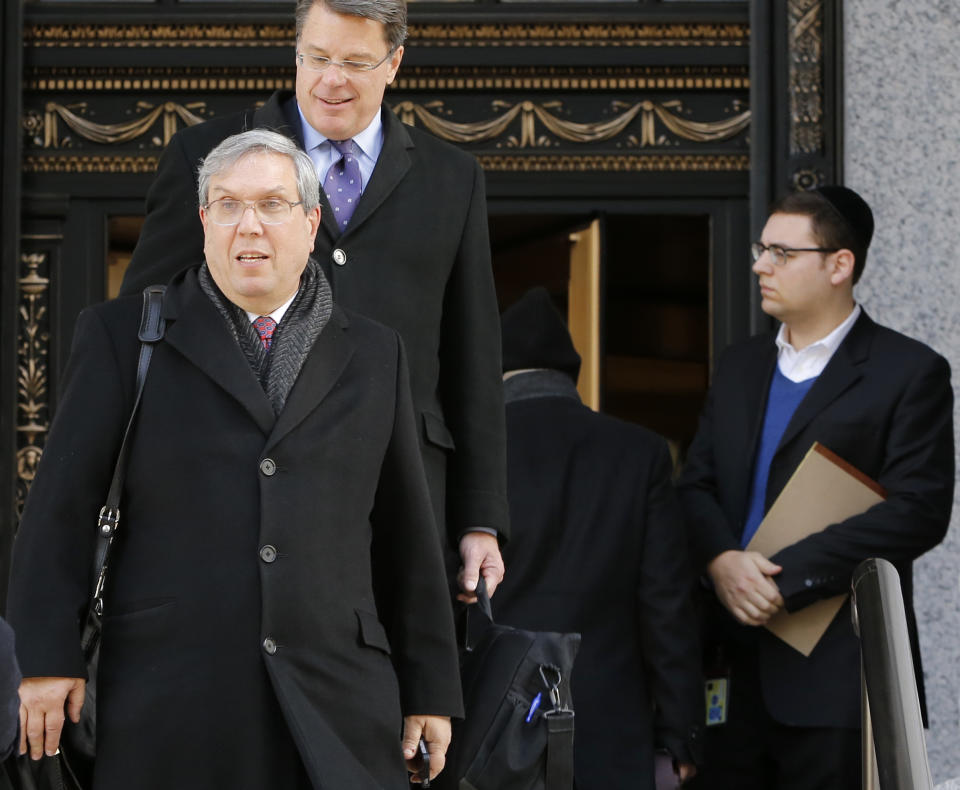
[422, 411, 455, 451]
[105, 597, 176, 619]
[355, 609, 392, 655]
[102, 599, 178, 648]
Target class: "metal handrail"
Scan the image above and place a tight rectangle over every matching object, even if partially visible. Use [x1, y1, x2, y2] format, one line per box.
[851, 558, 933, 790]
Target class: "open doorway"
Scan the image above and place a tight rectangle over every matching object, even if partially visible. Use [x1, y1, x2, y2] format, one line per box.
[106, 216, 143, 299]
[491, 211, 710, 457]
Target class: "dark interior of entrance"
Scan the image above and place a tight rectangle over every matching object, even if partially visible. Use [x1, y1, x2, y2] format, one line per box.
[491, 212, 710, 455]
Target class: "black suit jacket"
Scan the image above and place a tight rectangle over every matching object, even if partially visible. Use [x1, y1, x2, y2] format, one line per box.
[8, 269, 463, 790]
[493, 372, 703, 789]
[678, 310, 954, 727]
[120, 92, 509, 545]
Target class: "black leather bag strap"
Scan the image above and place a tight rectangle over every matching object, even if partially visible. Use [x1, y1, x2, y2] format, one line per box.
[545, 710, 575, 790]
[462, 576, 495, 653]
[89, 285, 166, 614]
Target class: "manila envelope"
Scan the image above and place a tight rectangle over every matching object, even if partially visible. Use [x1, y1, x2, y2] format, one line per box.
[746, 442, 886, 656]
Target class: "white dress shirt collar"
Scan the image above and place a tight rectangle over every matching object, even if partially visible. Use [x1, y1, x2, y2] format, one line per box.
[775, 303, 861, 383]
[297, 105, 384, 189]
[245, 290, 297, 326]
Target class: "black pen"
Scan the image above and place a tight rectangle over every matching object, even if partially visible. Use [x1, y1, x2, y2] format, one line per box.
[418, 737, 431, 788]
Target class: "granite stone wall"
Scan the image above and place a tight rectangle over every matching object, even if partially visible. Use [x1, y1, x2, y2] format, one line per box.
[844, 0, 960, 781]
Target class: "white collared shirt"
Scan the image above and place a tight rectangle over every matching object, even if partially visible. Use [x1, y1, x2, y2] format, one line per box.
[298, 107, 384, 192]
[775, 304, 861, 382]
[244, 291, 297, 326]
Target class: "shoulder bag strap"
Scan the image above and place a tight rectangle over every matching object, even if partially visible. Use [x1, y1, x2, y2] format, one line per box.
[462, 576, 495, 653]
[89, 284, 166, 614]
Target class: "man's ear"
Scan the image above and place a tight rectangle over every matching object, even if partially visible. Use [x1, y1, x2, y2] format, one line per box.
[830, 248, 856, 286]
[306, 205, 322, 252]
[385, 45, 404, 84]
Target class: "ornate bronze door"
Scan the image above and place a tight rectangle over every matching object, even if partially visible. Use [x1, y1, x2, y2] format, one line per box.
[0, 0, 844, 595]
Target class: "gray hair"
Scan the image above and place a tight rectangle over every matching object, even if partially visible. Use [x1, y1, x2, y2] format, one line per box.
[294, 0, 407, 53]
[197, 129, 320, 212]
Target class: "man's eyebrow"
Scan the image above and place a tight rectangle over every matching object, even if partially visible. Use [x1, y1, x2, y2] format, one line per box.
[208, 183, 291, 196]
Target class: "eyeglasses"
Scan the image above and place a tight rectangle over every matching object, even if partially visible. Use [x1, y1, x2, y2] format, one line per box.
[203, 198, 304, 226]
[750, 241, 839, 267]
[296, 49, 394, 75]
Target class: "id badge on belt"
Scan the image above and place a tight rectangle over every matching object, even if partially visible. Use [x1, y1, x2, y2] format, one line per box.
[705, 676, 729, 726]
[704, 647, 730, 726]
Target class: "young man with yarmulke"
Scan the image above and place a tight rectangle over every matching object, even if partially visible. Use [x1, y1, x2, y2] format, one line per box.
[677, 186, 954, 789]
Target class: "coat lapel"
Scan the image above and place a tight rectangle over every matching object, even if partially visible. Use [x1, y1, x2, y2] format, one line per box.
[776, 311, 874, 453]
[318, 181, 341, 240]
[349, 108, 413, 229]
[161, 272, 276, 435]
[266, 306, 356, 450]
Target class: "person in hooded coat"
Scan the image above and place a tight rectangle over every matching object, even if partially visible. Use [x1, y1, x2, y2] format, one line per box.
[493, 287, 703, 789]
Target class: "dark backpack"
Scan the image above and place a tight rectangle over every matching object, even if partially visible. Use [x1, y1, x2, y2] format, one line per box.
[437, 578, 580, 790]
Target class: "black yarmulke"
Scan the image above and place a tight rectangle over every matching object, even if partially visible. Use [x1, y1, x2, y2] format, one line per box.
[500, 287, 581, 381]
[814, 185, 874, 252]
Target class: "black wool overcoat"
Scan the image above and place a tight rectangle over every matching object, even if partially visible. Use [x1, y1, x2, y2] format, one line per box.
[7, 269, 463, 790]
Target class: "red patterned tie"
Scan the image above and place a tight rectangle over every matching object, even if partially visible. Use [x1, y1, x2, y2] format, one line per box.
[253, 315, 277, 351]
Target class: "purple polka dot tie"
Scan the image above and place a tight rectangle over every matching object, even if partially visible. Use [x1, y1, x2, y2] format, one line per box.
[253, 315, 277, 351]
[325, 139, 362, 232]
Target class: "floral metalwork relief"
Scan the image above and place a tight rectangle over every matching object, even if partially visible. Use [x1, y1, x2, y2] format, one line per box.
[16, 254, 51, 520]
[788, 0, 824, 156]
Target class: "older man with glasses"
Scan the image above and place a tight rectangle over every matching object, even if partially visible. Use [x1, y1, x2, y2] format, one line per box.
[119, 0, 509, 609]
[677, 186, 954, 790]
[10, 129, 462, 790]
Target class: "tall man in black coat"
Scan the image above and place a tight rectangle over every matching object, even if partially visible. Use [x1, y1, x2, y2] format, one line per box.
[677, 187, 954, 789]
[493, 288, 703, 790]
[119, 0, 508, 601]
[9, 130, 462, 790]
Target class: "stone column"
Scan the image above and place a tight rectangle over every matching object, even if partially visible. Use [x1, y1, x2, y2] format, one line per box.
[844, 0, 960, 781]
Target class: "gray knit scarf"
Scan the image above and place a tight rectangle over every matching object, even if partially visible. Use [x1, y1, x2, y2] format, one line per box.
[198, 258, 333, 415]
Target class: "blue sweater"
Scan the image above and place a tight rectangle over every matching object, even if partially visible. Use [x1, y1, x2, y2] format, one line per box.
[740, 367, 817, 547]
